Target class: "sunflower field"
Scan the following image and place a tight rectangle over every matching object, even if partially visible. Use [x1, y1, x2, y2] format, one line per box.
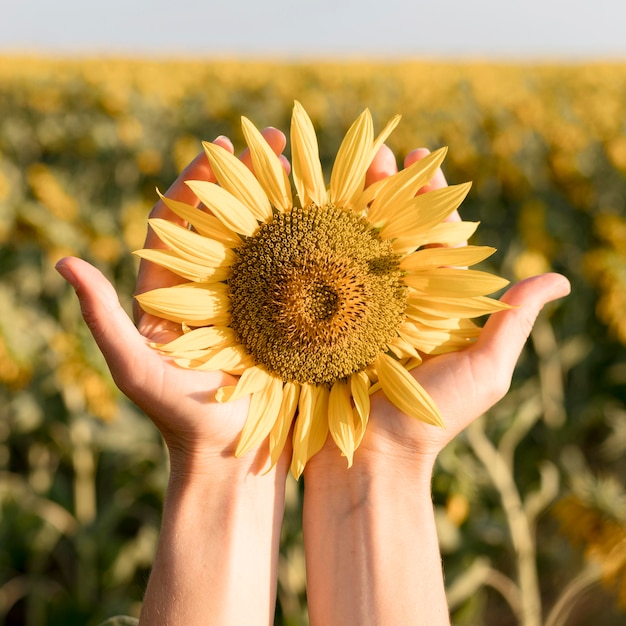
[1, 57, 626, 626]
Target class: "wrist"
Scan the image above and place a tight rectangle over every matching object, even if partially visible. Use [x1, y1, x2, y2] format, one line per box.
[166, 436, 290, 485]
[304, 431, 437, 494]
[143, 444, 287, 626]
[164, 455, 288, 535]
[302, 430, 449, 626]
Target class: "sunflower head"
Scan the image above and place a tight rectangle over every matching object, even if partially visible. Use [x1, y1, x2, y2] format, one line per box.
[228, 202, 407, 386]
[135, 102, 510, 477]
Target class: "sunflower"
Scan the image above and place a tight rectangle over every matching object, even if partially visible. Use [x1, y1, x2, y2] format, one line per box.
[135, 102, 510, 478]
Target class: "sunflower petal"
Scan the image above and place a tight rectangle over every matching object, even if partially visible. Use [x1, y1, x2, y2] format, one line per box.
[146, 218, 236, 266]
[370, 114, 402, 160]
[202, 141, 273, 222]
[135, 283, 229, 326]
[329, 109, 373, 210]
[241, 116, 292, 212]
[402, 312, 470, 330]
[188, 344, 253, 374]
[291, 101, 327, 208]
[404, 268, 510, 297]
[407, 294, 512, 318]
[366, 147, 448, 224]
[291, 383, 329, 479]
[157, 191, 241, 246]
[375, 353, 444, 427]
[267, 381, 300, 470]
[388, 335, 421, 359]
[393, 221, 480, 254]
[186, 180, 259, 237]
[380, 182, 472, 241]
[216, 365, 271, 403]
[399, 320, 480, 354]
[134, 249, 231, 283]
[329, 380, 358, 467]
[350, 370, 371, 428]
[400, 245, 496, 271]
[155, 326, 235, 353]
[236, 374, 284, 457]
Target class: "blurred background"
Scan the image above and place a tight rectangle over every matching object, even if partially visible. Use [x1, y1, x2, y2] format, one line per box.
[1, 1, 626, 624]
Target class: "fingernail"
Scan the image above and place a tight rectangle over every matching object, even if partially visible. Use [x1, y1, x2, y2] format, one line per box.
[55, 259, 78, 289]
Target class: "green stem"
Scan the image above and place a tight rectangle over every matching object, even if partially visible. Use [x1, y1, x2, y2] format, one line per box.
[467, 418, 542, 626]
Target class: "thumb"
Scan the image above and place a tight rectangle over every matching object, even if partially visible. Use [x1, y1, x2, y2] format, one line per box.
[55, 257, 151, 392]
[474, 272, 571, 388]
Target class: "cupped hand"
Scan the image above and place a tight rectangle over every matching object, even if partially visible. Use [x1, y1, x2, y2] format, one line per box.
[310, 145, 570, 473]
[56, 129, 290, 475]
[365, 271, 570, 464]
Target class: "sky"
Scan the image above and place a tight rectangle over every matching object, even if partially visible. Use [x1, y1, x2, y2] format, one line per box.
[1, 0, 626, 59]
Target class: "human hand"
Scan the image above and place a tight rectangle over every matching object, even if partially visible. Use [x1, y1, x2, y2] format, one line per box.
[301, 144, 569, 626]
[307, 145, 570, 476]
[56, 129, 291, 477]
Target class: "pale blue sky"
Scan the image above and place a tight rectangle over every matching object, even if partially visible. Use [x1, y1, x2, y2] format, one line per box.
[1, 0, 625, 59]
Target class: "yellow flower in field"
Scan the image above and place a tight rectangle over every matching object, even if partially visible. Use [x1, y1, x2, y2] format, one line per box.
[135, 102, 510, 477]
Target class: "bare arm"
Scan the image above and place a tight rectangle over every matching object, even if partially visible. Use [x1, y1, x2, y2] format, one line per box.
[303, 146, 570, 626]
[142, 457, 285, 624]
[304, 448, 447, 625]
[56, 129, 291, 625]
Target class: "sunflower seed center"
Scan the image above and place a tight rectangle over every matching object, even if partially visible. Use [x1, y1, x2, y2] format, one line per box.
[228, 204, 406, 385]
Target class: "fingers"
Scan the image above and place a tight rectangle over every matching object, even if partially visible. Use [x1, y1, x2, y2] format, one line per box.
[135, 135, 236, 309]
[135, 128, 288, 322]
[147, 135, 234, 232]
[473, 273, 571, 399]
[405, 148, 449, 194]
[404, 148, 462, 228]
[55, 257, 154, 395]
[365, 144, 398, 187]
[143, 127, 286, 248]
[240, 127, 290, 175]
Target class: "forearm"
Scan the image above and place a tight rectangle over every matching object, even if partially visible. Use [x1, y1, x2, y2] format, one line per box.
[303, 452, 449, 626]
[140, 458, 286, 626]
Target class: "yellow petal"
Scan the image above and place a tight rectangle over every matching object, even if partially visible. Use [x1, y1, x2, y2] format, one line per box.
[291, 383, 329, 479]
[202, 141, 273, 221]
[186, 180, 259, 237]
[388, 335, 421, 360]
[375, 353, 444, 427]
[146, 218, 237, 266]
[400, 245, 496, 271]
[370, 114, 402, 163]
[216, 365, 272, 403]
[268, 381, 300, 470]
[350, 370, 371, 432]
[134, 249, 231, 283]
[329, 109, 373, 210]
[135, 283, 229, 326]
[407, 294, 512, 318]
[366, 147, 448, 224]
[379, 182, 472, 241]
[291, 101, 327, 207]
[403, 312, 468, 330]
[398, 320, 480, 354]
[214, 384, 237, 402]
[236, 374, 284, 457]
[187, 344, 253, 374]
[329, 380, 358, 467]
[404, 268, 510, 297]
[155, 326, 235, 353]
[393, 221, 480, 254]
[157, 190, 241, 246]
[348, 113, 402, 212]
[241, 116, 292, 212]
